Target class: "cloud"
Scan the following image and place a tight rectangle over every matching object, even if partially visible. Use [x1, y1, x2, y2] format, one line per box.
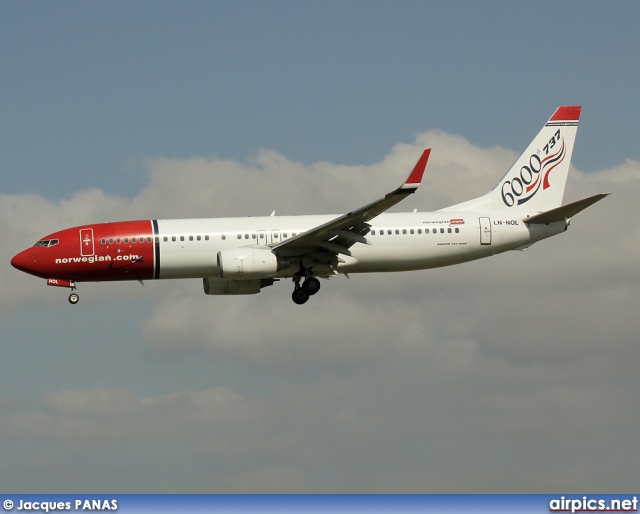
[5, 386, 264, 442]
[2, 132, 640, 492]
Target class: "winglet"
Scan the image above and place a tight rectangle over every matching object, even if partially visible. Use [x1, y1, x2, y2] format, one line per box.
[400, 149, 431, 190]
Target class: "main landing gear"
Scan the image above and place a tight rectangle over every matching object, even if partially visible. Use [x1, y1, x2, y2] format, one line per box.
[68, 292, 79, 304]
[291, 277, 321, 305]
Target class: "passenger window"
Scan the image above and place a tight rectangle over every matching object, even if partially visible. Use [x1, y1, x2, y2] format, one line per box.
[455, 228, 459, 233]
[179, 236, 184, 241]
[440, 228, 444, 234]
[221, 235, 226, 240]
[116, 238, 121, 244]
[283, 233, 287, 238]
[245, 234, 249, 239]
[172, 236, 176, 242]
[147, 237, 152, 243]
[197, 235, 201, 241]
[109, 238, 114, 244]
[410, 229, 414, 234]
[237, 234, 242, 239]
[259, 233, 264, 239]
[448, 228, 452, 233]
[101, 238, 106, 244]
[387, 230, 392, 235]
[189, 235, 193, 241]
[205, 235, 209, 240]
[132, 237, 136, 243]
[252, 234, 257, 239]
[417, 229, 422, 234]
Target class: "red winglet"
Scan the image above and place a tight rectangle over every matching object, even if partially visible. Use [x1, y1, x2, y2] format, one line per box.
[405, 149, 431, 186]
[549, 105, 581, 122]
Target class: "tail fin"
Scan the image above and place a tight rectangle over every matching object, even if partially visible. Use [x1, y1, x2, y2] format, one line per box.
[441, 106, 581, 213]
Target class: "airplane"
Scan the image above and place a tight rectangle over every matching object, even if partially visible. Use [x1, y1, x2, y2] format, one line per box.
[11, 106, 609, 305]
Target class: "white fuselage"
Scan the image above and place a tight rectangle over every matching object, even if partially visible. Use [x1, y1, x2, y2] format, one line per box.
[155, 211, 566, 280]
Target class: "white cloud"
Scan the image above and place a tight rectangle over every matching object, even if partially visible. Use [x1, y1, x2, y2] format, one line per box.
[2, 132, 640, 492]
[5, 386, 264, 442]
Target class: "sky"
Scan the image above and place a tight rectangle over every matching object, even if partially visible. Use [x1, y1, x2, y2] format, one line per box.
[1, 0, 639, 493]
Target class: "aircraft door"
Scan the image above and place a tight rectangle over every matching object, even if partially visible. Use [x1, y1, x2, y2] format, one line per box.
[479, 217, 492, 245]
[79, 228, 95, 256]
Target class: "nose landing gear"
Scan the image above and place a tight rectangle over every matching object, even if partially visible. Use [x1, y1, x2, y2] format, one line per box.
[46, 278, 80, 305]
[291, 277, 321, 305]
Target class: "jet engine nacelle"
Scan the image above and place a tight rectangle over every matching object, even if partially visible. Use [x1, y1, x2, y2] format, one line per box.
[203, 277, 274, 295]
[217, 248, 290, 279]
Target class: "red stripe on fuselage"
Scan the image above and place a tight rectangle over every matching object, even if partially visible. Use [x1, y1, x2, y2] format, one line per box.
[19, 220, 155, 282]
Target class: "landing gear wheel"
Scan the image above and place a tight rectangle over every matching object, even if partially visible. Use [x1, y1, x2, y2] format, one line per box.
[68, 292, 79, 305]
[302, 277, 321, 296]
[292, 288, 309, 305]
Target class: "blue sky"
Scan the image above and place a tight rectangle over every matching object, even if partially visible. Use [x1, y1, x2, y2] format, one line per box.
[3, 1, 639, 198]
[1, 1, 639, 493]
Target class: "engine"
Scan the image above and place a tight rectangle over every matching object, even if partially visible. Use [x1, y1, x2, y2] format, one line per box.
[203, 277, 274, 295]
[217, 248, 290, 279]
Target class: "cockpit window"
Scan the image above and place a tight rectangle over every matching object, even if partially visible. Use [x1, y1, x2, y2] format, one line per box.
[33, 239, 59, 248]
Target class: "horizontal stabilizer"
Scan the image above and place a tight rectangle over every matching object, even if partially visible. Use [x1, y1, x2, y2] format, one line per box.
[524, 193, 610, 224]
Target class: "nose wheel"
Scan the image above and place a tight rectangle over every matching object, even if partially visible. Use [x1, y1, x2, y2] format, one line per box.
[45, 279, 79, 305]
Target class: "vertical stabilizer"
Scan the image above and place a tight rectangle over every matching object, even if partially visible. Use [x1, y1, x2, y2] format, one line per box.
[441, 106, 581, 213]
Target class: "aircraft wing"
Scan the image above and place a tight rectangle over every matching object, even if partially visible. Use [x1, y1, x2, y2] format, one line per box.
[272, 149, 431, 264]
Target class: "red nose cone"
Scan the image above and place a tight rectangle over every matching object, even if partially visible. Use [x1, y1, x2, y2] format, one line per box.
[11, 249, 37, 275]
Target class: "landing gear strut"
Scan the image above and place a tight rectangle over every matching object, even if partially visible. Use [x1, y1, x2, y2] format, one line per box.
[291, 277, 321, 305]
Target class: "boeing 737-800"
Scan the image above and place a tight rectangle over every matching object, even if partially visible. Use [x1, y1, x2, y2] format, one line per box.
[11, 106, 608, 305]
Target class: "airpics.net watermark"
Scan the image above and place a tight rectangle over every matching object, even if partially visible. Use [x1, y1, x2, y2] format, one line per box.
[549, 496, 638, 513]
[3, 499, 117, 512]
